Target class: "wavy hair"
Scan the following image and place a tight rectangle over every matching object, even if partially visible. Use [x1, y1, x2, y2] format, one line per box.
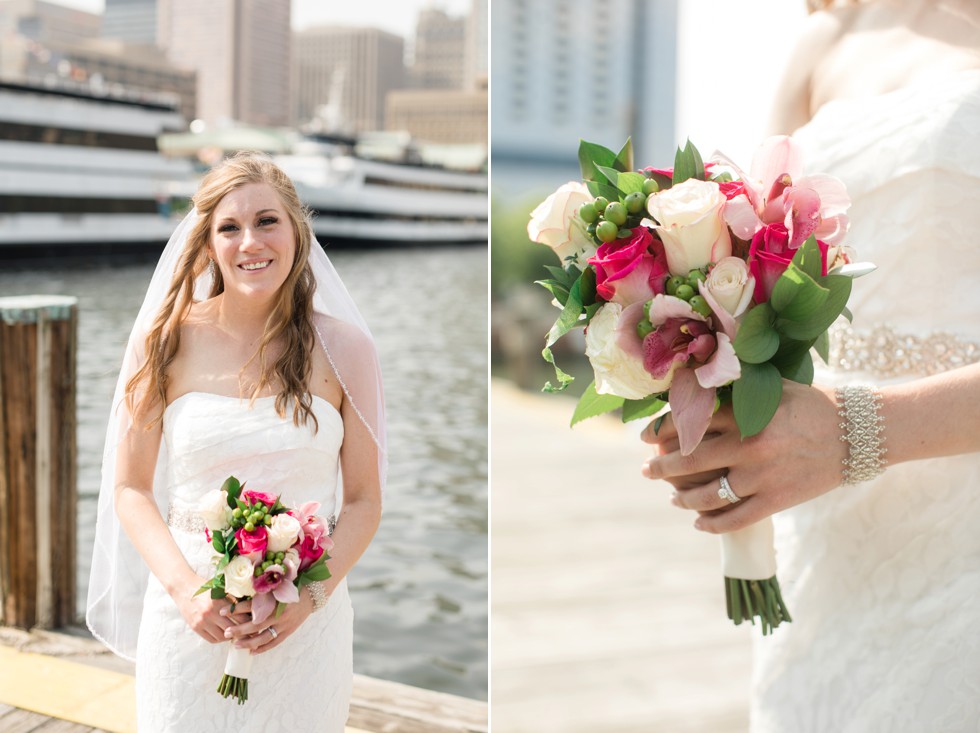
[126, 151, 319, 431]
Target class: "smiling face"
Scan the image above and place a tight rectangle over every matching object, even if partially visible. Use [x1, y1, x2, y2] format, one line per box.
[209, 182, 297, 305]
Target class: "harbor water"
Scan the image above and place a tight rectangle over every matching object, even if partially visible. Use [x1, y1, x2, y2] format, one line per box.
[0, 243, 488, 701]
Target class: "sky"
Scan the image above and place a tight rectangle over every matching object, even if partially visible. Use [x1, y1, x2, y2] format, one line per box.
[47, 0, 472, 38]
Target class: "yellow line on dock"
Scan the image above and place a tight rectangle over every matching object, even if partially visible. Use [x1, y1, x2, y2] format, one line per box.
[0, 643, 373, 733]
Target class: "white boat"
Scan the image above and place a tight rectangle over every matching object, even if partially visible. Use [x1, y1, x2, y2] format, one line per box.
[0, 80, 195, 250]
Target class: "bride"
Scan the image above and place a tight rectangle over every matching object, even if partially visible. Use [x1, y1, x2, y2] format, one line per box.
[643, 1, 980, 730]
[86, 152, 385, 730]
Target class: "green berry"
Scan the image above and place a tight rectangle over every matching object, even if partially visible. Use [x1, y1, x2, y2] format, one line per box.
[675, 284, 695, 301]
[689, 295, 712, 317]
[593, 196, 609, 213]
[586, 222, 597, 238]
[255, 502, 265, 511]
[642, 178, 660, 195]
[687, 269, 707, 289]
[643, 299, 653, 320]
[244, 522, 255, 532]
[596, 220, 618, 243]
[604, 201, 628, 226]
[665, 276, 686, 296]
[625, 191, 646, 215]
[254, 566, 263, 577]
[276, 552, 285, 562]
[232, 507, 243, 519]
[264, 514, 273, 526]
[636, 319, 655, 340]
[579, 202, 598, 223]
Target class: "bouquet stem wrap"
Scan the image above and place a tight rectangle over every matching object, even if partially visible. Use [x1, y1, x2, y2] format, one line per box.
[721, 518, 791, 634]
[218, 646, 252, 703]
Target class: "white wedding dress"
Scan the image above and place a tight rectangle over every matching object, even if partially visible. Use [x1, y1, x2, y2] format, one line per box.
[135, 392, 353, 732]
[750, 69, 980, 732]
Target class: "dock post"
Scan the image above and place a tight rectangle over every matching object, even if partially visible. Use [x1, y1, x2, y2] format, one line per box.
[0, 296, 78, 630]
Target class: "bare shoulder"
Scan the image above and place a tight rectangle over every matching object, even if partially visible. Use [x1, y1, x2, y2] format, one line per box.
[311, 312, 375, 353]
[768, 8, 852, 134]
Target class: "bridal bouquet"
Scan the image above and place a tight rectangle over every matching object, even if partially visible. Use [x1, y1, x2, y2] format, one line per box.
[195, 476, 334, 702]
[528, 135, 872, 634]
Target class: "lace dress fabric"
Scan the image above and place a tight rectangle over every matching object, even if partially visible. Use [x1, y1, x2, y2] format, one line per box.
[749, 69, 980, 733]
[135, 392, 352, 732]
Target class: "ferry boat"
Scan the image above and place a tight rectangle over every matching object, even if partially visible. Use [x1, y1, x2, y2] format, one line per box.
[0, 79, 194, 252]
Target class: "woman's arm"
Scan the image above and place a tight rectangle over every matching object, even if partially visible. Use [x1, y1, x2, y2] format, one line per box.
[115, 405, 233, 642]
[641, 362, 980, 534]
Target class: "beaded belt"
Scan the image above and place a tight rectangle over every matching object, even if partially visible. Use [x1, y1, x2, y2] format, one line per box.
[166, 505, 337, 536]
[827, 322, 980, 379]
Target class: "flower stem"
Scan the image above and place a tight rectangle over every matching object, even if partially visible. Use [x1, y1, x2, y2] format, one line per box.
[217, 673, 249, 704]
[724, 575, 791, 635]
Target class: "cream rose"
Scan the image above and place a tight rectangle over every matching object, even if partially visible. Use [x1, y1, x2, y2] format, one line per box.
[527, 181, 597, 268]
[703, 256, 754, 317]
[266, 513, 302, 553]
[196, 489, 231, 531]
[224, 555, 256, 598]
[585, 302, 670, 400]
[647, 178, 732, 276]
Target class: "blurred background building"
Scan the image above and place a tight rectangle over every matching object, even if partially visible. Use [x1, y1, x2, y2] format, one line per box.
[101, 0, 154, 43]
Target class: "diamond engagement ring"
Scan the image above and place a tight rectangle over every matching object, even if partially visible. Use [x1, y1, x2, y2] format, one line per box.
[718, 475, 741, 504]
[267, 626, 278, 640]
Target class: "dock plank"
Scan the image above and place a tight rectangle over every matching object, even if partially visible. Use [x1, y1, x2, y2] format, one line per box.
[491, 381, 752, 733]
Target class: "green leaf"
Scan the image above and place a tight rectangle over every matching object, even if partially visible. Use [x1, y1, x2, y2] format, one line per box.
[813, 330, 830, 363]
[534, 279, 571, 306]
[222, 476, 241, 507]
[793, 235, 823, 281]
[578, 139, 617, 181]
[300, 561, 332, 583]
[775, 268, 829, 322]
[781, 350, 814, 384]
[216, 554, 230, 572]
[841, 305, 853, 323]
[577, 267, 597, 306]
[622, 396, 667, 423]
[614, 138, 633, 172]
[585, 179, 622, 202]
[541, 346, 574, 392]
[274, 601, 287, 619]
[543, 264, 578, 287]
[732, 303, 779, 364]
[212, 533, 225, 553]
[776, 274, 851, 341]
[570, 380, 625, 426]
[672, 139, 705, 185]
[595, 166, 646, 195]
[768, 266, 803, 313]
[732, 361, 783, 438]
[545, 279, 585, 348]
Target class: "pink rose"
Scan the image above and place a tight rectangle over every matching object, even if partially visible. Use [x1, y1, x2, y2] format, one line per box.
[235, 525, 269, 558]
[241, 488, 278, 507]
[298, 534, 325, 571]
[588, 227, 668, 306]
[749, 223, 829, 302]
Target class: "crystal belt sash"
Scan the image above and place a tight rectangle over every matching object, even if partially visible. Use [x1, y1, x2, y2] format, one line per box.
[827, 323, 980, 378]
[167, 505, 337, 536]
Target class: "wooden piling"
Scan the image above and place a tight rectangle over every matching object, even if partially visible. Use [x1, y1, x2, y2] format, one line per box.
[0, 296, 78, 630]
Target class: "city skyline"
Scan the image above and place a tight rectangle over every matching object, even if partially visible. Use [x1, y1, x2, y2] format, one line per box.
[46, 0, 471, 38]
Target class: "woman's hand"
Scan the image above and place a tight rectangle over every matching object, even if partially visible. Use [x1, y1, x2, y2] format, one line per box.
[641, 381, 847, 533]
[172, 577, 238, 644]
[222, 590, 315, 655]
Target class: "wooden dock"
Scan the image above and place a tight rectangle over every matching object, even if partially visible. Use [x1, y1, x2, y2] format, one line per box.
[0, 626, 486, 733]
[491, 380, 752, 733]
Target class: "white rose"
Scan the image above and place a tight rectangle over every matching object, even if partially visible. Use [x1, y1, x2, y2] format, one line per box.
[196, 489, 231, 531]
[527, 181, 597, 268]
[223, 555, 256, 599]
[704, 256, 754, 317]
[266, 513, 302, 553]
[647, 178, 732, 276]
[585, 303, 671, 400]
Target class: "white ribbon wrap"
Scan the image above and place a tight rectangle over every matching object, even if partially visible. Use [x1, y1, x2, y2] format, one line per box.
[223, 646, 253, 678]
[721, 517, 778, 580]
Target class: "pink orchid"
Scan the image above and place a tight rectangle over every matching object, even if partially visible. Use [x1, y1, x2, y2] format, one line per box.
[720, 136, 850, 249]
[241, 488, 278, 507]
[290, 501, 334, 551]
[589, 227, 668, 306]
[250, 562, 300, 624]
[640, 291, 741, 454]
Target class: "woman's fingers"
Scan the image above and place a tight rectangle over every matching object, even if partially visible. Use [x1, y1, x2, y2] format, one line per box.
[644, 432, 736, 480]
[671, 475, 754, 513]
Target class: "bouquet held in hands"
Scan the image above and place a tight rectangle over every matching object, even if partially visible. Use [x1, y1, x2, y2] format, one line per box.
[527, 135, 873, 634]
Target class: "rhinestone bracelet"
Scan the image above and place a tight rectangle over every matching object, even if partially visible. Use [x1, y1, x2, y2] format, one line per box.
[836, 385, 887, 484]
[308, 581, 330, 612]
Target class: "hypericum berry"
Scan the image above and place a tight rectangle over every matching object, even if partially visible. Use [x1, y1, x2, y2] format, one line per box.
[593, 196, 609, 213]
[624, 191, 646, 214]
[586, 222, 597, 237]
[643, 299, 653, 320]
[665, 276, 686, 296]
[244, 522, 255, 532]
[263, 514, 273, 525]
[579, 202, 598, 223]
[689, 295, 712, 317]
[675, 284, 695, 301]
[642, 178, 660, 196]
[687, 269, 707, 289]
[636, 319, 655, 340]
[596, 220, 619, 243]
[604, 201, 628, 226]
[232, 508, 243, 519]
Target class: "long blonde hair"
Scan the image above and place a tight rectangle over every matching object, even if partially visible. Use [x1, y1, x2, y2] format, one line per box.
[126, 151, 319, 430]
